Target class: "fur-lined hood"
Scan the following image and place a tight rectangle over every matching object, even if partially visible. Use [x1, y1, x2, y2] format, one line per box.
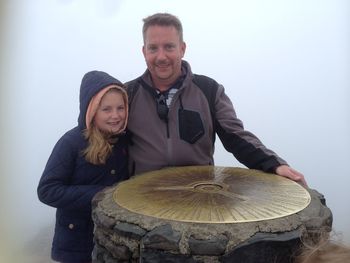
[77, 70, 127, 130]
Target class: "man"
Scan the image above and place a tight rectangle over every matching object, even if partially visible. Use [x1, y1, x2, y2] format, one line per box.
[126, 13, 307, 186]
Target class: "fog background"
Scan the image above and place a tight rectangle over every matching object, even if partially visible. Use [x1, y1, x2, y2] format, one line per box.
[1, 0, 349, 262]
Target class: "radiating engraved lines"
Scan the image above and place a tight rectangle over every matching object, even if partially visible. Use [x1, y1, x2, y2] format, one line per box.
[114, 166, 311, 223]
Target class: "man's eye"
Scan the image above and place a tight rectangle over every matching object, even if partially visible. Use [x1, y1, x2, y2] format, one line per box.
[166, 45, 175, 50]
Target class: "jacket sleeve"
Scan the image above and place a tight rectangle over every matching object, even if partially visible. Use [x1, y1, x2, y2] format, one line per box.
[37, 134, 104, 211]
[214, 85, 288, 173]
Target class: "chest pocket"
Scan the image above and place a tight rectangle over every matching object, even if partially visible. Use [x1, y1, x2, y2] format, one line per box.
[178, 108, 204, 144]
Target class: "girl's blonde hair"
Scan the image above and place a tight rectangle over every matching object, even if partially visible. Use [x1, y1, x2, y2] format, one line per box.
[82, 125, 116, 165]
[296, 232, 350, 263]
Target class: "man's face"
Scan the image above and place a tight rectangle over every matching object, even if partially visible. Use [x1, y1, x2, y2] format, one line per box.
[143, 25, 186, 89]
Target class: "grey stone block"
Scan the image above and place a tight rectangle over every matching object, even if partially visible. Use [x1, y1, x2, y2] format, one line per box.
[141, 249, 196, 263]
[114, 222, 147, 240]
[142, 224, 181, 251]
[189, 234, 228, 255]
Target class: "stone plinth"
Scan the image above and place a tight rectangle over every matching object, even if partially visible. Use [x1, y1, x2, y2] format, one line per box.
[91, 167, 332, 263]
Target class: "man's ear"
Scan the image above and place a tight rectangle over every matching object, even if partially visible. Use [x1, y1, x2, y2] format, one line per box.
[181, 42, 186, 57]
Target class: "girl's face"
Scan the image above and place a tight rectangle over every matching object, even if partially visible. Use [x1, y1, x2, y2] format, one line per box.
[94, 89, 126, 134]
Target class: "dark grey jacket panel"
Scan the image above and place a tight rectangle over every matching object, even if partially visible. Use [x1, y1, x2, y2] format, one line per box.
[126, 61, 286, 176]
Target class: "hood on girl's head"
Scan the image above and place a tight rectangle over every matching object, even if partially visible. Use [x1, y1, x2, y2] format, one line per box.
[77, 70, 125, 129]
[85, 85, 128, 133]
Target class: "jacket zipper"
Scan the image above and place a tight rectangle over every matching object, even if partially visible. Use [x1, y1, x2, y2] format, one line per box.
[165, 91, 180, 166]
[165, 119, 170, 138]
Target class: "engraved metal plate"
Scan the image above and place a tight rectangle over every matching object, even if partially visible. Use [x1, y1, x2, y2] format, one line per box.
[113, 166, 311, 223]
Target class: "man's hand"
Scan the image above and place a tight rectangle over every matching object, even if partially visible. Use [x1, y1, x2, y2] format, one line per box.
[275, 165, 308, 187]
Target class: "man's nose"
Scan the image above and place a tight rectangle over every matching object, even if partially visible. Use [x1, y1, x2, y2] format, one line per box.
[156, 48, 167, 59]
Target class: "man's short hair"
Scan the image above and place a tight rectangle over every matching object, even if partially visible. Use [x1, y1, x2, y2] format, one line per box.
[142, 13, 183, 43]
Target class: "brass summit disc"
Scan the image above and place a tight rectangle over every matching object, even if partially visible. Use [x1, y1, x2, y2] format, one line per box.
[113, 166, 311, 223]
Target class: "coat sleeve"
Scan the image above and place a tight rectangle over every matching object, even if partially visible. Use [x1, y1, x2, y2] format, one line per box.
[37, 133, 104, 211]
[214, 85, 288, 172]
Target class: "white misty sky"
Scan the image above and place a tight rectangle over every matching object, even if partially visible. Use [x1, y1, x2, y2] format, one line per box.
[1, 0, 349, 261]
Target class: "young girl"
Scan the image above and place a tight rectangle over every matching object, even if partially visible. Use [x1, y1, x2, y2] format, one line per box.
[37, 71, 129, 263]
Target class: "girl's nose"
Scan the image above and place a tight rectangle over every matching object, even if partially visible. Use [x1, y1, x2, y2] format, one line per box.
[111, 109, 120, 118]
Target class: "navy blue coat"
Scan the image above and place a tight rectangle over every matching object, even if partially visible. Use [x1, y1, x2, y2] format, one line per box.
[37, 71, 129, 262]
